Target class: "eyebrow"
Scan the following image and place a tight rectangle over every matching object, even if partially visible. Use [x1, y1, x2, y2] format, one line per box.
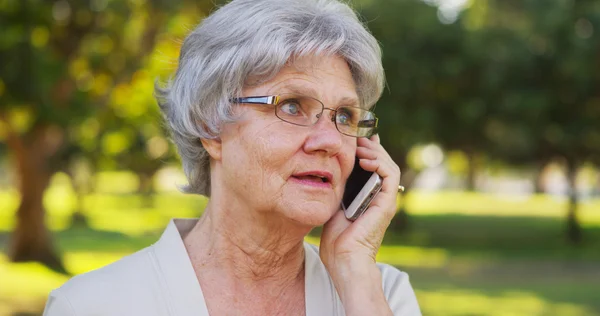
[277, 84, 360, 107]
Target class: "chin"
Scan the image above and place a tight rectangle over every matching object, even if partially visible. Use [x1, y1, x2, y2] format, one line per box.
[280, 200, 339, 227]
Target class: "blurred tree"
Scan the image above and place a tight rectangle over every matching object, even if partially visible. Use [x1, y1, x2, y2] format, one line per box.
[361, 0, 600, 242]
[476, 0, 600, 243]
[0, 0, 211, 271]
[1, 0, 598, 271]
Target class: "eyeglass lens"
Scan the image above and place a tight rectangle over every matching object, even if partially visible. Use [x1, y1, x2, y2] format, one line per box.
[274, 94, 376, 137]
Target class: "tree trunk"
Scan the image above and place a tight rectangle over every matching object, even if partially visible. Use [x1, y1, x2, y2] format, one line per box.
[138, 172, 155, 208]
[66, 168, 89, 229]
[533, 161, 545, 194]
[391, 193, 410, 233]
[6, 127, 66, 273]
[70, 190, 89, 228]
[67, 158, 95, 228]
[595, 173, 600, 197]
[566, 160, 582, 244]
[389, 153, 416, 233]
[466, 150, 477, 191]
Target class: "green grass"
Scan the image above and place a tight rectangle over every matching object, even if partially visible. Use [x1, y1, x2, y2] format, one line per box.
[1, 189, 599, 316]
[384, 214, 600, 261]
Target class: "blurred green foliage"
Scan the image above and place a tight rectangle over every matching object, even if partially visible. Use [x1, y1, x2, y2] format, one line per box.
[0, 0, 215, 271]
[361, 0, 600, 241]
[1, 0, 600, 315]
[1, 180, 599, 315]
[367, 0, 600, 167]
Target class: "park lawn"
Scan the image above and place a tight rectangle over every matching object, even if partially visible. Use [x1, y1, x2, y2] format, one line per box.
[1, 189, 599, 315]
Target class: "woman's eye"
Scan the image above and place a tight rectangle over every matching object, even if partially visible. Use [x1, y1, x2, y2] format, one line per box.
[336, 111, 352, 125]
[280, 102, 301, 115]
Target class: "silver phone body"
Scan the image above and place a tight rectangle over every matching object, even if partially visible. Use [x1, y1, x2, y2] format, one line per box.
[341, 172, 383, 221]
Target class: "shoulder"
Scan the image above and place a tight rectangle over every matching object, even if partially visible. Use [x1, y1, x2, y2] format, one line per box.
[376, 262, 422, 315]
[44, 246, 169, 316]
[376, 261, 410, 288]
[59, 247, 156, 294]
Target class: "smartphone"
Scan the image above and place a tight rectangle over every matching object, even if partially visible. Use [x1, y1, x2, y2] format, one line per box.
[341, 158, 383, 221]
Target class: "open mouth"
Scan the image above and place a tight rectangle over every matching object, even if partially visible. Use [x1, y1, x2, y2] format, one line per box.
[292, 171, 333, 185]
[293, 175, 329, 183]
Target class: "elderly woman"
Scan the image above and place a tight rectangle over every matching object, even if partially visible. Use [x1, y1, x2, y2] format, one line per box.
[43, 0, 421, 315]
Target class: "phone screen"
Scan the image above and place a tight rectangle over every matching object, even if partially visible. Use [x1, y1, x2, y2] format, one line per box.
[342, 158, 375, 208]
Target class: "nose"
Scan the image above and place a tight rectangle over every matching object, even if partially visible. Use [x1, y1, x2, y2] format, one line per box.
[303, 108, 343, 156]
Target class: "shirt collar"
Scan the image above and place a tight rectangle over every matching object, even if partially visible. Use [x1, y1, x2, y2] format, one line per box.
[153, 219, 209, 316]
[153, 218, 341, 316]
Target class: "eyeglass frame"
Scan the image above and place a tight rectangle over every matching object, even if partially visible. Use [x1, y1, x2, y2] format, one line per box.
[230, 95, 379, 138]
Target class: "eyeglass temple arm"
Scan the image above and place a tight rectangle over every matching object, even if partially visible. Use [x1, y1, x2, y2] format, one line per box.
[357, 117, 378, 128]
[231, 96, 280, 105]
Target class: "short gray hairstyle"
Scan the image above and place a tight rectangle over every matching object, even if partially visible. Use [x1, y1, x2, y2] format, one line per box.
[156, 0, 384, 196]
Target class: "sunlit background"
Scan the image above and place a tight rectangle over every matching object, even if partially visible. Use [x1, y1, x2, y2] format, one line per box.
[1, 0, 599, 315]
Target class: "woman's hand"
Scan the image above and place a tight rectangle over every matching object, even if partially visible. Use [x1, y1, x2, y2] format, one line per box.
[319, 134, 400, 315]
[320, 134, 400, 267]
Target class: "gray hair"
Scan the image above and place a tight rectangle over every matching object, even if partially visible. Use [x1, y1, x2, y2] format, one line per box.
[156, 0, 384, 196]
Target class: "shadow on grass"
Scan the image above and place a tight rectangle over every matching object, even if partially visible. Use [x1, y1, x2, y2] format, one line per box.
[54, 226, 161, 253]
[385, 213, 600, 314]
[410, 267, 600, 315]
[0, 226, 162, 275]
[2, 213, 598, 265]
[3, 213, 599, 315]
[310, 214, 600, 313]
[384, 213, 600, 261]
[310, 213, 600, 261]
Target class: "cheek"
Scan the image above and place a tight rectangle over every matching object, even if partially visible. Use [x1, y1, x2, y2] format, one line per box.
[339, 140, 357, 178]
[251, 125, 303, 177]
[224, 121, 301, 184]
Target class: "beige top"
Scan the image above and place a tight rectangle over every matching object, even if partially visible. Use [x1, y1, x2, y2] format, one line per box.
[43, 219, 421, 316]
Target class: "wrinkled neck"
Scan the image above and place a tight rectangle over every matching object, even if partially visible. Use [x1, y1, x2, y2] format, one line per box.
[183, 198, 308, 286]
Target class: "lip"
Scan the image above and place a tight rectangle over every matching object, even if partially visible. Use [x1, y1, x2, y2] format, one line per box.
[293, 170, 333, 183]
[291, 170, 334, 188]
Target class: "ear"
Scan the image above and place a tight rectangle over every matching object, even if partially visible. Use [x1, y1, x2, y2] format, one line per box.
[200, 137, 222, 161]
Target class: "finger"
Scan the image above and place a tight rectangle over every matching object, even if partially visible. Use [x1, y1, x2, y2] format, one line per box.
[358, 158, 379, 173]
[371, 134, 380, 144]
[357, 136, 386, 152]
[354, 162, 399, 226]
[360, 158, 400, 193]
[352, 202, 396, 243]
[357, 136, 378, 149]
[357, 145, 399, 178]
[350, 199, 396, 251]
[357, 145, 396, 170]
[355, 146, 378, 160]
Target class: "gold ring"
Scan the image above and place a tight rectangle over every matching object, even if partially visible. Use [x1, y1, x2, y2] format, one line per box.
[398, 185, 405, 192]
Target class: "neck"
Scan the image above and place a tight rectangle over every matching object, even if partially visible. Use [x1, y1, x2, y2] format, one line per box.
[184, 195, 310, 287]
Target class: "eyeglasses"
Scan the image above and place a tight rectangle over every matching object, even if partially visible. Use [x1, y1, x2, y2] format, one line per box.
[230, 94, 378, 138]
